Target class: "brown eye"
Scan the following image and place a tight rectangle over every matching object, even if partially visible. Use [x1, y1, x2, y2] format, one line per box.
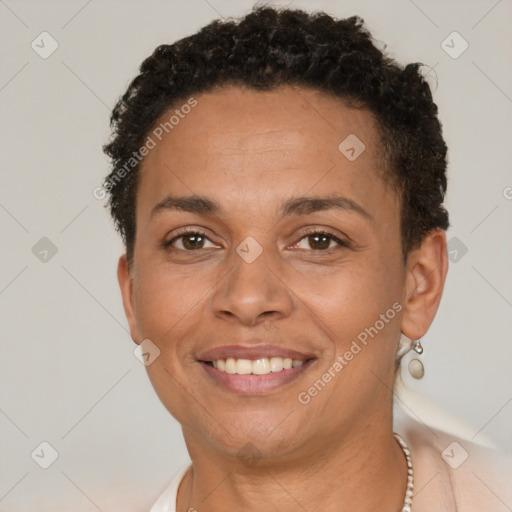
[181, 233, 205, 250]
[295, 230, 348, 251]
[307, 233, 331, 250]
[166, 231, 217, 251]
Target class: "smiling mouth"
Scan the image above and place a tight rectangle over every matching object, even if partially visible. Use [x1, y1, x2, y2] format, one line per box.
[198, 356, 316, 394]
[196, 343, 317, 394]
[202, 356, 312, 375]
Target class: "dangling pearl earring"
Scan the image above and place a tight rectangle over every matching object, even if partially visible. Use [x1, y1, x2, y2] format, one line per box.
[408, 339, 424, 379]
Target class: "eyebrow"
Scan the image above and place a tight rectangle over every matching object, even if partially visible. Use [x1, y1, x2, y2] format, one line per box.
[150, 194, 372, 220]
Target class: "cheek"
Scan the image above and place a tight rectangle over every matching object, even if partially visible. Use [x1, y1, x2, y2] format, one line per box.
[132, 263, 208, 338]
[301, 256, 403, 374]
[300, 261, 387, 328]
[131, 265, 212, 421]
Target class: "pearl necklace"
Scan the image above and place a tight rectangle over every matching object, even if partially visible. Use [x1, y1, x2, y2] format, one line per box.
[393, 433, 414, 512]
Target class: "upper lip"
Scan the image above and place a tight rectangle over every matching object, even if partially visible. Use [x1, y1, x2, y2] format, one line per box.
[197, 344, 316, 362]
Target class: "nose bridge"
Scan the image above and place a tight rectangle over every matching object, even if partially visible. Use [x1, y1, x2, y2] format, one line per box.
[211, 238, 293, 325]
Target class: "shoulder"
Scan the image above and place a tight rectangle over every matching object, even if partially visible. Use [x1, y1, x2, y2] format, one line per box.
[397, 418, 512, 512]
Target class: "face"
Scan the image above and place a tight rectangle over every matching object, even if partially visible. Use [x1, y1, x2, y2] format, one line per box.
[118, 85, 438, 464]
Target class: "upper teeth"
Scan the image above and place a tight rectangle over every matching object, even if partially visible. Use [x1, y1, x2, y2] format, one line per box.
[212, 357, 305, 375]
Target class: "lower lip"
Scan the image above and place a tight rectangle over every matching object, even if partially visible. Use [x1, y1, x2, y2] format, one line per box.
[199, 360, 315, 394]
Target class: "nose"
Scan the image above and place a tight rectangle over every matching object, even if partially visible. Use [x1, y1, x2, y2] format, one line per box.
[210, 245, 294, 326]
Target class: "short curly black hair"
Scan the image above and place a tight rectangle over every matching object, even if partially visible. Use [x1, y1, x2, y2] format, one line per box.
[103, 5, 449, 266]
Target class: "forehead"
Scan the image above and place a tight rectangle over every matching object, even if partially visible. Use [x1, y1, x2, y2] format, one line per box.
[150, 85, 377, 155]
[137, 85, 396, 222]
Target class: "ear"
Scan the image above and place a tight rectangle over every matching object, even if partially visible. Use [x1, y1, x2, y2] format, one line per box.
[400, 228, 449, 340]
[117, 254, 141, 345]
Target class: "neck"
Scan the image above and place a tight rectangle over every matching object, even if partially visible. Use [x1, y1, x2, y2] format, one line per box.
[177, 418, 408, 512]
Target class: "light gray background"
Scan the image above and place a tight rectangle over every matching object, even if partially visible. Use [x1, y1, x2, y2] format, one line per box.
[1, 0, 511, 510]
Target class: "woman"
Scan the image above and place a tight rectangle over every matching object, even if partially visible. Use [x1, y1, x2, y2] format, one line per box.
[102, 6, 511, 511]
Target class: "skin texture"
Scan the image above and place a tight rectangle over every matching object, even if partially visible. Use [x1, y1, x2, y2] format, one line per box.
[117, 85, 448, 511]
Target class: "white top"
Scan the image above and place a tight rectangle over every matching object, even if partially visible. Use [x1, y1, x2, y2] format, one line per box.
[149, 464, 190, 512]
[148, 419, 512, 511]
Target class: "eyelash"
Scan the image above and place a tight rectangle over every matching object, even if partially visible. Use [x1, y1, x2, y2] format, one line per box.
[163, 227, 350, 253]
